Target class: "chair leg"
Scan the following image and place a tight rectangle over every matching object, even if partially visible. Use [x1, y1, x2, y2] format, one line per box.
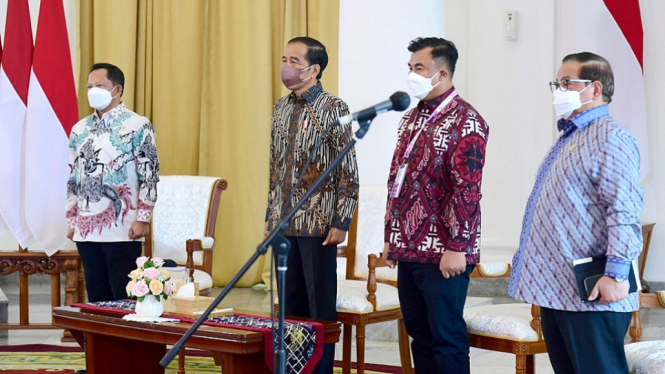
[526, 354, 534, 374]
[356, 325, 366, 374]
[342, 324, 352, 374]
[398, 318, 413, 374]
[178, 348, 186, 374]
[515, 354, 534, 374]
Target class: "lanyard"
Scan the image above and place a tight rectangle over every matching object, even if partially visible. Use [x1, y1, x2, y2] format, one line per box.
[402, 90, 457, 162]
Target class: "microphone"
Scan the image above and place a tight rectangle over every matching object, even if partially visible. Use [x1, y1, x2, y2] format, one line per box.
[339, 91, 411, 125]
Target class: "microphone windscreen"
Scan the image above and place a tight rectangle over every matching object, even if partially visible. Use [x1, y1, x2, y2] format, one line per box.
[390, 91, 411, 111]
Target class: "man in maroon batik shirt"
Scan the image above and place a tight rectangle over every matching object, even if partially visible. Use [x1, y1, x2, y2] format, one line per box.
[381, 37, 489, 374]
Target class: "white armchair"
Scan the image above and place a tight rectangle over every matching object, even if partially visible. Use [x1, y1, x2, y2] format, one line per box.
[463, 263, 547, 374]
[626, 291, 665, 374]
[144, 175, 227, 296]
[336, 184, 412, 374]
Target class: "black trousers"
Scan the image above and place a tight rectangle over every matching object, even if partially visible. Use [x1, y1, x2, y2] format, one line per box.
[275, 236, 337, 374]
[398, 262, 474, 374]
[541, 307, 633, 374]
[76, 241, 143, 302]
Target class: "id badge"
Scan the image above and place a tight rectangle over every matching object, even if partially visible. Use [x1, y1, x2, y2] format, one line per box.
[390, 164, 408, 198]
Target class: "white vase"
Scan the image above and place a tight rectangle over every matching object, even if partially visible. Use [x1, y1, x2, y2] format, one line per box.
[135, 294, 164, 318]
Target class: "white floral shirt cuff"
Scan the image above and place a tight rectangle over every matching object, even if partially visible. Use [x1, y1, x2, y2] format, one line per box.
[137, 209, 152, 222]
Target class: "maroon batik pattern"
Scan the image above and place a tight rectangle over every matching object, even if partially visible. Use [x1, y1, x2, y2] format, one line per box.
[385, 88, 489, 265]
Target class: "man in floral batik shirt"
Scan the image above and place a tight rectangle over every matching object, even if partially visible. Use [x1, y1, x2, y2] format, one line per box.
[66, 63, 160, 305]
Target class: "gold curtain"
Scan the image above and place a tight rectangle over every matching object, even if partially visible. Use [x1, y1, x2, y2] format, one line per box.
[76, 0, 340, 287]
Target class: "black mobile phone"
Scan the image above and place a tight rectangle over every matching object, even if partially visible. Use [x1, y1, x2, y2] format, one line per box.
[583, 274, 603, 300]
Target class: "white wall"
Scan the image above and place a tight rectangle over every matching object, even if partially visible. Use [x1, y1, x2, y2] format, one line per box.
[446, 0, 556, 251]
[338, 0, 446, 186]
[638, 0, 665, 282]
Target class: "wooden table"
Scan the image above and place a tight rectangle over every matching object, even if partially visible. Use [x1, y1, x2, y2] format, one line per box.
[0, 250, 84, 341]
[53, 306, 340, 374]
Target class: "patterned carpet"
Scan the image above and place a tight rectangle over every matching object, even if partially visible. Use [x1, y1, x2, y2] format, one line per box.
[0, 344, 215, 373]
[0, 345, 401, 374]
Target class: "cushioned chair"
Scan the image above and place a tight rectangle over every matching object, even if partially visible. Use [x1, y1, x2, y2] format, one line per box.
[627, 291, 665, 374]
[464, 264, 547, 374]
[336, 185, 412, 374]
[144, 175, 227, 297]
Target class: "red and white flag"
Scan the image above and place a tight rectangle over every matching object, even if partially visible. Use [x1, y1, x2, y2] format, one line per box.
[24, 0, 78, 256]
[0, 30, 5, 238]
[559, 0, 648, 178]
[0, 0, 35, 248]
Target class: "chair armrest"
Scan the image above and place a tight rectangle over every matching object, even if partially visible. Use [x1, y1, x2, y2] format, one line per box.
[471, 262, 511, 278]
[337, 245, 348, 258]
[642, 291, 665, 308]
[185, 238, 215, 280]
[372, 252, 390, 268]
[529, 304, 543, 341]
[191, 237, 215, 251]
[366, 254, 379, 310]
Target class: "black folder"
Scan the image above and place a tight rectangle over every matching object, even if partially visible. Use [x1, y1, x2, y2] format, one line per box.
[573, 255, 638, 302]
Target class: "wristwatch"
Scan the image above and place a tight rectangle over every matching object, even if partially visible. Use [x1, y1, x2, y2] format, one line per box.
[613, 276, 626, 283]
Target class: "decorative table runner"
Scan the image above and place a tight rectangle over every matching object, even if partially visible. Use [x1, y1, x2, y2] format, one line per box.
[72, 300, 323, 374]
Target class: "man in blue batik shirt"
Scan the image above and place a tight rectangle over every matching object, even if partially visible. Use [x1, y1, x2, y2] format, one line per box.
[508, 52, 643, 374]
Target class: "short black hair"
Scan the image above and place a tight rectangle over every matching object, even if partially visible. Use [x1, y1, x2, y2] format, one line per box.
[562, 52, 614, 104]
[90, 63, 125, 97]
[288, 37, 328, 80]
[408, 37, 459, 77]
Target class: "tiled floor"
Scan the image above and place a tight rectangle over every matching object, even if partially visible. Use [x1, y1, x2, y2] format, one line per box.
[0, 281, 554, 373]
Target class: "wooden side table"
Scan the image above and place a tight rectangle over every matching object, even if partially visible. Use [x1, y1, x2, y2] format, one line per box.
[0, 248, 84, 341]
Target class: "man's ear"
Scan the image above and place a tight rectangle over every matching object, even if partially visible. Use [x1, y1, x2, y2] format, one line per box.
[311, 64, 321, 79]
[438, 68, 449, 81]
[593, 81, 603, 100]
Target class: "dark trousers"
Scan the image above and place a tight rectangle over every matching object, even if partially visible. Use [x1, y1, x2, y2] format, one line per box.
[541, 307, 632, 374]
[275, 236, 337, 374]
[398, 262, 474, 374]
[76, 241, 143, 302]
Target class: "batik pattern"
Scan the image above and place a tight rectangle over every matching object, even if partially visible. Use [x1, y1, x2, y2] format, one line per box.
[508, 105, 643, 312]
[266, 82, 359, 237]
[384, 88, 489, 265]
[66, 103, 160, 242]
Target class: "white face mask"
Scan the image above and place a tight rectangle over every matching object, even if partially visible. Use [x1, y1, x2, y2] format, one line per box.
[88, 86, 118, 111]
[407, 71, 441, 100]
[552, 83, 592, 119]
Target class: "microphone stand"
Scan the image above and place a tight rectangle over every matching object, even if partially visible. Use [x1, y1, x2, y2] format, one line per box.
[160, 117, 373, 373]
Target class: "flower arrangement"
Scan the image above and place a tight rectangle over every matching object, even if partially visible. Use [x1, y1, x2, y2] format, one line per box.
[126, 256, 175, 302]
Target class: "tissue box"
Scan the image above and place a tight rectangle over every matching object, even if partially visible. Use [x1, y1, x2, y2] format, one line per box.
[163, 295, 233, 318]
[174, 281, 200, 296]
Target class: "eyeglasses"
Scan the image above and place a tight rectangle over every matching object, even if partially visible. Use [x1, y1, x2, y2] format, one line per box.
[549, 78, 592, 92]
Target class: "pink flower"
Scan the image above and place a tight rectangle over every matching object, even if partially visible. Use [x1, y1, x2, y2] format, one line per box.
[152, 257, 164, 267]
[143, 267, 160, 280]
[136, 256, 149, 268]
[149, 279, 164, 295]
[164, 281, 175, 296]
[132, 281, 149, 297]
